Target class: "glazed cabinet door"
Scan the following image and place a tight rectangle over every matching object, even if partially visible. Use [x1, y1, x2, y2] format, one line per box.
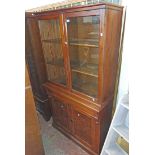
[37, 15, 67, 87]
[52, 97, 69, 131]
[64, 10, 104, 101]
[73, 110, 93, 147]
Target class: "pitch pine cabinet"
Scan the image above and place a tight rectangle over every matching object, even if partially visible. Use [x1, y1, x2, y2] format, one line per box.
[26, 3, 123, 155]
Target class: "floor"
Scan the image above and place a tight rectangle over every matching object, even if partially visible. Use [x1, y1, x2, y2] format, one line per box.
[38, 114, 90, 155]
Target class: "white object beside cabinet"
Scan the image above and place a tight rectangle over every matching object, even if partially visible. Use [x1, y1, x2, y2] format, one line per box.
[100, 93, 129, 155]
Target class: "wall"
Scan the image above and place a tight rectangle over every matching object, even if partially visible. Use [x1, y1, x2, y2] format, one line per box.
[25, 0, 64, 10]
[116, 0, 128, 104]
[116, 43, 129, 103]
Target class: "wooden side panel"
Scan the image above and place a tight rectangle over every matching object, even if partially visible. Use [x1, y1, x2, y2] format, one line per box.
[26, 17, 52, 121]
[25, 65, 45, 155]
[25, 19, 42, 97]
[92, 118, 100, 154]
[26, 18, 48, 97]
[102, 8, 123, 105]
[99, 104, 113, 152]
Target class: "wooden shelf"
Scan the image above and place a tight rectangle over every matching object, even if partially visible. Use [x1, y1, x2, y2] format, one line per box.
[72, 64, 98, 78]
[46, 59, 64, 66]
[49, 78, 66, 85]
[42, 38, 61, 43]
[69, 38, 99, 48]
[72, 69, 98, 78]
[46, 62, 64, 67]
[73, 81, 97, 98]
[70, 42, 98, 47]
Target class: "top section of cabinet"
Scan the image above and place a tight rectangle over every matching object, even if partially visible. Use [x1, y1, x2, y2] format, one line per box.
[38, 10, 101, 98]
[26, 3, 123, 106]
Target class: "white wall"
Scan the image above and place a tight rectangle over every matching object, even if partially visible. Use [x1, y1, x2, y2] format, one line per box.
[116, 44, 129, 103]
[116, 0, 129, 104]
[25, 0, 63, 10]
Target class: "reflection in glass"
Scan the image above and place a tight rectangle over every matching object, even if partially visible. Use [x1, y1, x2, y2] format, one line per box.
[67, 15, 100, 98]
[38, 19, 66, 85]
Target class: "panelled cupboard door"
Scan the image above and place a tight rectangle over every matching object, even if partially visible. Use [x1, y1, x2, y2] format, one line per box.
[52, 97, 69, 131]
[63, 9, 104, 102]
[73, 110, 92, 147]
[37, 15, 67, 87]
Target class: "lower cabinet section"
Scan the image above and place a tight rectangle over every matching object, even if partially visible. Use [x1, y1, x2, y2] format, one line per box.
[52, 98, 69, 131]
[73, 110, 92, 147]
[50, 96, 105, 155]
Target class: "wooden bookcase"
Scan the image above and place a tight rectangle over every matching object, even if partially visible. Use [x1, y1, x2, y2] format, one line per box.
[26, 2, 123, 155]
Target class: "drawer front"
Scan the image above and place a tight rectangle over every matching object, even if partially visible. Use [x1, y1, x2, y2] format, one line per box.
[52, 97, 69, 131]
[73, 110, 92, 146]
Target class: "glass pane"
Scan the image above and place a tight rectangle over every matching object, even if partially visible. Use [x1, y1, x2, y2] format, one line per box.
[38, 19, 66, 85]
[67, 15, 100, 98]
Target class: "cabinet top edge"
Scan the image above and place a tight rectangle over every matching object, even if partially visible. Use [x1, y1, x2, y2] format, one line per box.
[25, 2, 123, 18]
